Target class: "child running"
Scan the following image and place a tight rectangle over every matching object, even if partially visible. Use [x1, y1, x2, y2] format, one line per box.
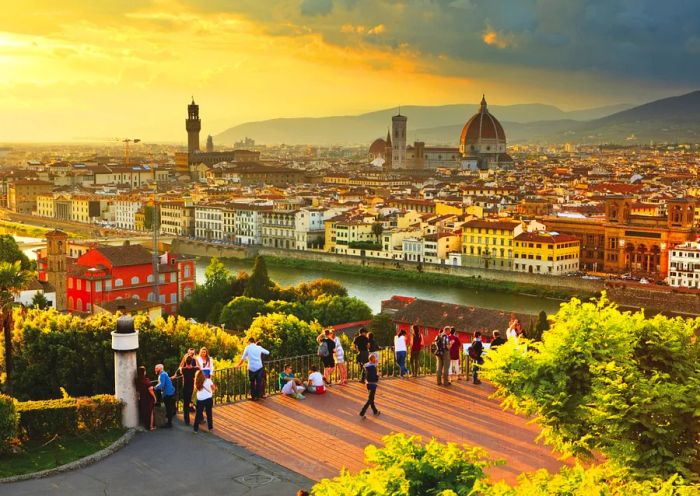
[359, 354, 381, 419]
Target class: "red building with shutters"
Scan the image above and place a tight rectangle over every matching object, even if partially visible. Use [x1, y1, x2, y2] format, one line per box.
[44, 242, 196, 315]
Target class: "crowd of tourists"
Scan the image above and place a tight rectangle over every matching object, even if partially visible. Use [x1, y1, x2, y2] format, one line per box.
[133, 315, 524, 430]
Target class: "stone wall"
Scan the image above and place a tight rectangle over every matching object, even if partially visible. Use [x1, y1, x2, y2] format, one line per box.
[170, 238, 258, 259]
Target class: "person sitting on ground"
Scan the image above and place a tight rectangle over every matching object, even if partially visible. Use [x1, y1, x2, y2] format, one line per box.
[306, 365, 327, 394]
[279, 364, 306, 399]
[490, 330, 506, 348]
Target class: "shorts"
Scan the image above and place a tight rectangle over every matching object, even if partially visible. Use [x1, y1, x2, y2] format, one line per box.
[307, 385, 326, 394]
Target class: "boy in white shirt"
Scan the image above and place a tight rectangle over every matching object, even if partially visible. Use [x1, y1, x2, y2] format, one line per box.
[306, 365, 326, 394]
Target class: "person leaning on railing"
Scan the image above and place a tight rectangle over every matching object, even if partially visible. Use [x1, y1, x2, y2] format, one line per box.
[236, 337, 270, 401]
[409, 324, 423, 378]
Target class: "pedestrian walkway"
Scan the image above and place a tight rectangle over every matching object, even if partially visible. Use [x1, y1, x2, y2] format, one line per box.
[3, 425, 311, 496]
[212, 376, 566, 484]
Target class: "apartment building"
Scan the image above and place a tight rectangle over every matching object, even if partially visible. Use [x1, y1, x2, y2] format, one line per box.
[667, 241, 700, 288]
[112, 199, 142, 230]
[261, 209, 297, 249]
[512, 232, 580, 275]
[194, 203, 224, 240]
[461, 219, 523, 270]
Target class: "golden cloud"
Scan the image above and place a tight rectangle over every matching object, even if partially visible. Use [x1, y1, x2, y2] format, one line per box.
[482, 27, 514, 49]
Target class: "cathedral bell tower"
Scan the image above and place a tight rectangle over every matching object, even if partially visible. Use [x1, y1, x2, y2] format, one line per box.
[186, 98, 201, 153]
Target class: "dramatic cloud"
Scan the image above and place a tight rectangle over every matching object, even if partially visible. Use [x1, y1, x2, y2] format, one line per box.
[0, 0, 697, 142]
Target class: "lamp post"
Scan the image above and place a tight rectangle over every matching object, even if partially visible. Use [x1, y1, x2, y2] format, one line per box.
[112, 315, 139, 428]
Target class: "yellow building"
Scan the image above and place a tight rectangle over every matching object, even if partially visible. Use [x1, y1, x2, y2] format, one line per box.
[134, 208, 146, 232]
[435, 201, 463, 216]
[36, 194, 55, 218]
[513, 232, 580, 275]
[324, 217, 375, 252]
[461, 219, 522, 270]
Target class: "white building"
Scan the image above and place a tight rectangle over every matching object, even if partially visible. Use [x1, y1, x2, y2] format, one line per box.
[232, 202, 272, 245]
[194, 204, 224, 240]
[261, 210, 297, 249]
[667, 241, 700, 288]
[294, 208, 326, 250]
[112, 199, 142, 230]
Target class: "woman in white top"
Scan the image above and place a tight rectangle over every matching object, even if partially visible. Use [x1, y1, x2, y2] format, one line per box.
[331, 330, 348, 385]
[197, 347, 214, 378]
[193, 370, 216, 432]
[394, 329, 409, 377]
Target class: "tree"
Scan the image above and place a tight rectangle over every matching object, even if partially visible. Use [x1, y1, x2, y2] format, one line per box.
[368, 312, 395, 346]
[245, 313, 320, 358]
[219, 296, 267, 332]
[180, 258, 236, 323]
[0, 235, 31, 270]
[372, 222, 384, 243]
[309, 295, 373, 327]
[482, 295, 700, 479]
[143, 205, 155, 230]
[204, 257, 232, 293]
[244, 256, 275, 301]
[0, 261, 29, 392]
[30, 292, 49, 309]
[293, 279, 348, 301]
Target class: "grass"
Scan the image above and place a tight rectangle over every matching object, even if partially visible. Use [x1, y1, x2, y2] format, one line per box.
[263, 255, 597, 301]
[0, 220, 53, 238]
[0, 428, 124, 478]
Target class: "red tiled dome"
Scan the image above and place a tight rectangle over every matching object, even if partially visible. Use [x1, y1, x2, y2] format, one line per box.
[369, 138, 387, 155]
[460, 96, 506, 147]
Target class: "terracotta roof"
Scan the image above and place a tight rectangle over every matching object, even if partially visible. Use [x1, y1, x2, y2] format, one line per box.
[460, 97, 506, 145]
[93, 244, 153, 267]
[514, 232, 580, 243]
[463, 219, 520, 230]
[386, 297, 533, 337]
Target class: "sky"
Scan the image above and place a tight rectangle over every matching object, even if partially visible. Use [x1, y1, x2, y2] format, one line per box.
[1, 0, 698, 143]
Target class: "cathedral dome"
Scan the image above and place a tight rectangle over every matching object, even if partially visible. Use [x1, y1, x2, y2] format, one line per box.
[369, 138, 387, 157]
[459, 96, 506, 155]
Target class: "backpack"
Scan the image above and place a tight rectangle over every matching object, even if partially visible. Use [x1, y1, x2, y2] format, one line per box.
[468, 344, 478, 360]
[431, 334, 446, 356]
[317, 340, 329, 358]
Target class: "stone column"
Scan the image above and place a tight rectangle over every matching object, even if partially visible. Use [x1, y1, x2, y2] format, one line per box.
[112, 316, 140, 429]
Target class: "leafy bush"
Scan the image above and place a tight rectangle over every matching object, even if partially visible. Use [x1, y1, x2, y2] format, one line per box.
[313, 433, 491, 496]
[219, 297, 267, 332]
[482, 294, 700, 479]
[0, 394, 18, 453]
[10, 308, 242, 400]
[16, 399, 79, 439]
[245, 313, 321, 358]
[482, 463, 697, 496]
[76, 395, 122, 431]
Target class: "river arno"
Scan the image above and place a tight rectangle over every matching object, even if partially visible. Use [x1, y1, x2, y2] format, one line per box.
[16, 233, 563, 316]
[196, 257, 564, 315]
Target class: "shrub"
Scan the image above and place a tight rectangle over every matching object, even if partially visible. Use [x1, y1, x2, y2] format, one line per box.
[16, 398, 79, 439]
[0, 394, 18, 453]
[76, 395, 122, 431]
[246, 313, 321, 358]
[482, 294, 700, 479]
[313, 433, 492, 496]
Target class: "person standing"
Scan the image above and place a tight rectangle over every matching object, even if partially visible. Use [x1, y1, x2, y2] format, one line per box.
[471, 331, 485, 385]
[393, 329, 409, 378]
[197, 347, 214, 379]
[236, 337, 270, 400]
[317, 329, 336, 385]
[368, 332, 380, 362]
[180, 356, 198, 425]
[154, 364, 176, 428]
[331, 330, 348, 385]
[353, 328, 370, 383]
[193, 370, 216, 433]
[434, 327, 451, 386]
[359, 354, 381, 419]
[409, 324, 423, 377]
[448, 327, 462, 380]
[490, 330, 506, 348]
[135, 366, 156, 430]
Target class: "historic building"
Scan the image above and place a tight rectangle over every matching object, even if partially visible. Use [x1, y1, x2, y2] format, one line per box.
[459, 96, 514, 170]
[44, 230, 67, 311]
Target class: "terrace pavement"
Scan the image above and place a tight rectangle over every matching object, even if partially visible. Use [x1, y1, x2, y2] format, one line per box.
[211, 376, 567, 485]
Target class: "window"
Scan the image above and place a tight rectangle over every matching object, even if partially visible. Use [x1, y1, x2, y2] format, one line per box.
[77, 279, 82, 290]
[114, 279, 123, 287]
[95, 281, 102, 291]
[131, 276, 139, 285]
[106, 280, 112, 290]
[147, 274, 154, 283]
[184, 266, 191, 278]
[170, 293, 177, 303]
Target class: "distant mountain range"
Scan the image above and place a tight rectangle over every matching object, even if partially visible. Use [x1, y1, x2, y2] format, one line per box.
[215, 91, 700, 146]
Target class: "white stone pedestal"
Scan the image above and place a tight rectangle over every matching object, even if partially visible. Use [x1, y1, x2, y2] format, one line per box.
[112, 329, 139, 429]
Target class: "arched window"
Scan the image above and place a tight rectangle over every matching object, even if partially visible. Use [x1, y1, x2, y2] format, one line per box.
[131, 276, 139, 285]
[147, 274, 154, 283]
[76, 298, 82, 311]
[132, 294, 140, 300]
[68, 296, 74, 310]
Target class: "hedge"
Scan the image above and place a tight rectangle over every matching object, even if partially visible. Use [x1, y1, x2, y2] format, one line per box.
[15, 395, 122, 440]
[0, 394, 19, 453]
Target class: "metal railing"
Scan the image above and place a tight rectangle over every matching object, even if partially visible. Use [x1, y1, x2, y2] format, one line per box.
[169, 346, 472, 407]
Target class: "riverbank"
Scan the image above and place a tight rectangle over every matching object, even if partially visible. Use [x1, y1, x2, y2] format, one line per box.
[0, 220, 52, 239]
[262, 255, 596, 301]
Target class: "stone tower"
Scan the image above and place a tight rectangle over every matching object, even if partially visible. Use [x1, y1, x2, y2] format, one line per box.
[45, 229, 67, 311]
[383, 128, 392, 170]
[186, 98, 201, 153]
[206, 135, 214, 153]
[391, 111, 407, 169]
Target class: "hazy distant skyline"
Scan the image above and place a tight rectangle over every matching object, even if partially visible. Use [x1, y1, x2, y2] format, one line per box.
[2, 1, 698, 143]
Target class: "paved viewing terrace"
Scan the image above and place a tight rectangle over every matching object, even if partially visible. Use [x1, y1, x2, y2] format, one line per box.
[210, 376, 566, 484]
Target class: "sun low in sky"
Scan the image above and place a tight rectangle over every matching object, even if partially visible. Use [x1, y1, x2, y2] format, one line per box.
[1, 0, 697, 143]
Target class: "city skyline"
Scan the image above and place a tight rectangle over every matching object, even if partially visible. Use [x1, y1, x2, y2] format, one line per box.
[2, 0, 699, 142]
